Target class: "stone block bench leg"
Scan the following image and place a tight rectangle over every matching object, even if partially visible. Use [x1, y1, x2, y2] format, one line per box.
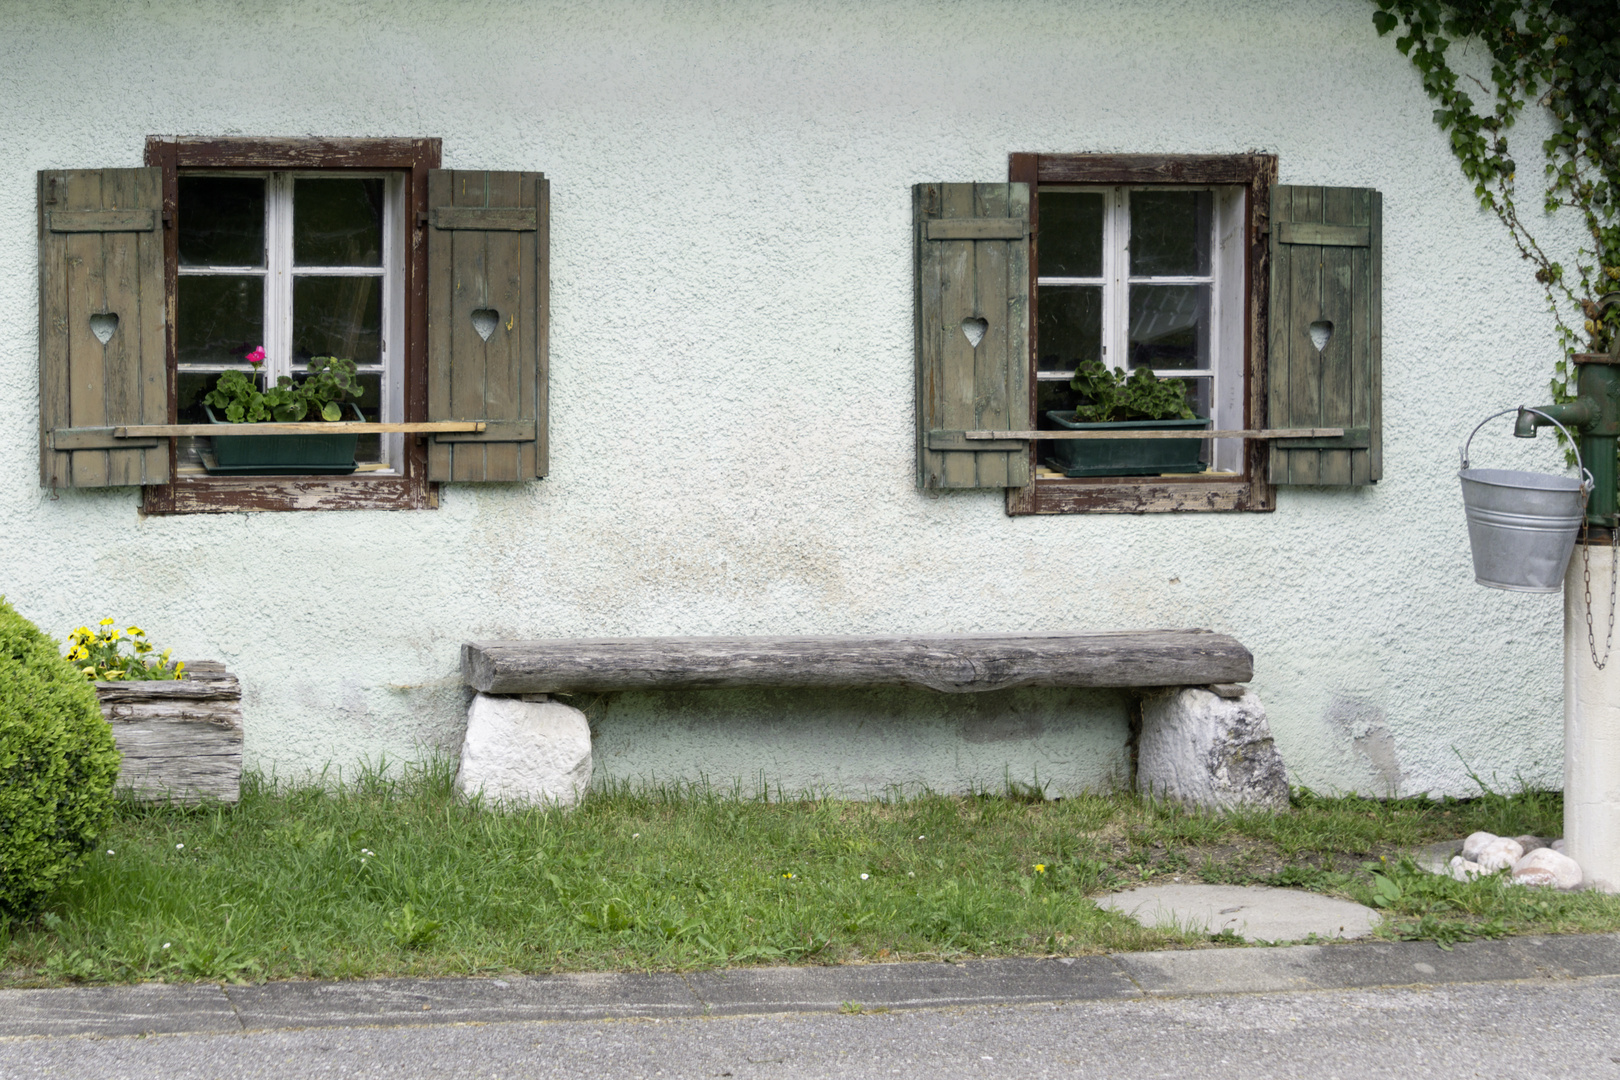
[456, 693, 592, 808]
[1137, 686, 1289, 812]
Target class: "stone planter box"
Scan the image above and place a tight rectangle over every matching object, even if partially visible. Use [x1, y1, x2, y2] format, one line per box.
[94, 661, 244, 804]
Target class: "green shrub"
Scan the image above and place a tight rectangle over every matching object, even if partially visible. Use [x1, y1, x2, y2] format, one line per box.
[0, 598, 120, 916]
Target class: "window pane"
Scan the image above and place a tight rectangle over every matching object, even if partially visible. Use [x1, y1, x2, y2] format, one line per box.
[177, 276, 264, 365]
[1128, 284, 1209, 370]
[293, 276, 382, 363]
[176, 370, 220, 424]
[178, 177, 266, 267]
[1037, 285, 1103, 370]
[294, 179, 384, 267]
[343, 371, 383, 464]
[1037, 192, 1104, 277]
[1129, 190, 1211, 277]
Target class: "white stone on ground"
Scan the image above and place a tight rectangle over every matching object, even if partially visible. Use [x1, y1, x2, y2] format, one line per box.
[1472, 836, 1525, 872]
[1511, 847, 1583, 890]
[1553, 838, 1566, 852]
[1136, 688, 1289, 812]
[1461, 831, 1499, 863]
[1448, 855, 1485, 881]
[455, 693, 592, 808]
[1097, 884, 1380, 943]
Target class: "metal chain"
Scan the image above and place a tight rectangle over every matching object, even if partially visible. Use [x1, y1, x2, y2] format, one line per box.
[1580, 507, 1619, 669]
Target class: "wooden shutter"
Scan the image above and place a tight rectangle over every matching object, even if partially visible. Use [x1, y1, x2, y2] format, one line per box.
[426, 170, 548, 482]
[38, 168, 169, 488]
[1268, 186, 1382, 485]
[914, 183, 1031, 489]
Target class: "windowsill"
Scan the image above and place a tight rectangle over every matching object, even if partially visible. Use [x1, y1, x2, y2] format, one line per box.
[141, 472, 435, 514]
[1007, 470, 1274, 514]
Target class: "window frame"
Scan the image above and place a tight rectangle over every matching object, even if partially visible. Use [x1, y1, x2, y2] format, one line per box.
[142, 136, 441, 514]
[1006, 152, 1279, 515]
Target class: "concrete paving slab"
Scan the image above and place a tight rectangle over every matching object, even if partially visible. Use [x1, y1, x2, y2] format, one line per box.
[223, 970, 702, 1030]
[0, 982, 239, 1038]
[1096, 883, 1381, 942]
[7, 932, 1620, 1040]
[685, 955, 1139, 1016]
[1116, 933, 1620, 997]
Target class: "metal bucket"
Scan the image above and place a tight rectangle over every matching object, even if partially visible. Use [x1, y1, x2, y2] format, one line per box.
[1459, 408, 1593, 593]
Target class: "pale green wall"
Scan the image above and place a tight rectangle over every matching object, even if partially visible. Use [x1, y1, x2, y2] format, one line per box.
[0, 0, 1579, 797]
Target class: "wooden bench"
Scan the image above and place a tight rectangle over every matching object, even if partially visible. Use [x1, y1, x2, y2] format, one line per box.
[461, 630, 1252, 695]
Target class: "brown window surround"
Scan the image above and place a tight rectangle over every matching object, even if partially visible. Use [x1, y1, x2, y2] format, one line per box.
[140, 136, 441, 514]
[1005, 152, 1278, 515]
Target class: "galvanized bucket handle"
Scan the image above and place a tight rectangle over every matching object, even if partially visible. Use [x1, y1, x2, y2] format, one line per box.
[1460, 407, 1595, 493]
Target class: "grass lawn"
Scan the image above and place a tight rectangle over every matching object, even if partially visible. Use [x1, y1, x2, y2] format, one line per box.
[5, 762, 1620, 988]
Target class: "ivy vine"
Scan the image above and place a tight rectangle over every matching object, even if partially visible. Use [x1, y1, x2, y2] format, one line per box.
[1372, 0, 1619, 404]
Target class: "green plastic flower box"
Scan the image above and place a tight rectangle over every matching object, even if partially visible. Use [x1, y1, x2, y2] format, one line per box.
[1043, 411, 1211, 477]
[203, 403, 364, 475]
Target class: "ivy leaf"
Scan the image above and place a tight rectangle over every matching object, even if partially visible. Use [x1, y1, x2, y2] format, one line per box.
[1373, 10, 1398, 35]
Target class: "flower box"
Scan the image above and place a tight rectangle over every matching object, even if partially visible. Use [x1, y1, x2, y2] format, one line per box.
[1044, 411, 1211, 477]
[94, 661, 243, 804]
[203, 403, 365, 475]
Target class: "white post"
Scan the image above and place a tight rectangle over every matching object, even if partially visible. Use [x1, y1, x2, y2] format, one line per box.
[1565, 543, 1620, 892]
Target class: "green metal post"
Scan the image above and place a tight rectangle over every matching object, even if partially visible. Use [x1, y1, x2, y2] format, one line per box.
[1578, 358, 1620, 529]
[1517, 357, 1620, 528]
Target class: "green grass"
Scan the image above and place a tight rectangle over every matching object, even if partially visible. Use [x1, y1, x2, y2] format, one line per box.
[4, 762, 1619, 987]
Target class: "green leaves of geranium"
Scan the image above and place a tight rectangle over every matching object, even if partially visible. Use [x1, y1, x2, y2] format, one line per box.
[203, 357, 360, 425]
[1067, 359, 1196, 423]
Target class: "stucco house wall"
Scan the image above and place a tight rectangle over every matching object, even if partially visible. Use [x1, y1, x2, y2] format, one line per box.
[0, 0, 1577, 797]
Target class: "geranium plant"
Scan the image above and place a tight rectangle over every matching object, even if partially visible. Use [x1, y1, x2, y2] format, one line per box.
[64, 619, 185, 682]
[1067, 359, 1197, 423]
[204, 350, 361, 424]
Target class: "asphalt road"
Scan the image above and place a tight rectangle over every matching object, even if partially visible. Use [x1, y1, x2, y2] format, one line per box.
[4, 976, 1619, 1080]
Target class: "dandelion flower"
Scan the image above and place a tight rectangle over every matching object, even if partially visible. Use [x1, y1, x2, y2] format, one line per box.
[1034, 864, 1046, 873]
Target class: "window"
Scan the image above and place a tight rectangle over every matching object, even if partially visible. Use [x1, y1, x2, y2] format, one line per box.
[1034, 185, 1247, 476]
[1011, 153, 1275, 514]
[38, 138, 549, 512]
[175, 171, 408, 477]
[912, 155, 1381, 510]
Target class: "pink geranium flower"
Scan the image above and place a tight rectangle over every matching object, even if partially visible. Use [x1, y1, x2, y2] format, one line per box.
[245, 346, 266, 367]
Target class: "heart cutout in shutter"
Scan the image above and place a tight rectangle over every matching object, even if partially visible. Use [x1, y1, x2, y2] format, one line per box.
[471, 308, 498, 342]
[89, 312, 119, 345]
[960, 317, 988, 349]
[1309, 320, 1334, 353]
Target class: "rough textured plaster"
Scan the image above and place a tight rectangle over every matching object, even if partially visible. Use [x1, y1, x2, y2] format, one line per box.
[0, 0, 1584, 796]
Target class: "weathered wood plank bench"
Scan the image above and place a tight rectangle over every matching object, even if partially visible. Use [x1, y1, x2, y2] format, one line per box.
[455, 631, 1280, 810]
[461, 630, 1253, 695]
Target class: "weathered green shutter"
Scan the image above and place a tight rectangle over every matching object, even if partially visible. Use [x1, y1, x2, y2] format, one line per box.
[1268, 185, 1382, 485]
[38, 168, 169, 488]
[426, 170, 548, 482]
[914, 183, 1031, 489]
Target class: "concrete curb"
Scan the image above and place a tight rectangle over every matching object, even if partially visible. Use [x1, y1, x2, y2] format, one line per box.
[3, 933, 1620, 1039]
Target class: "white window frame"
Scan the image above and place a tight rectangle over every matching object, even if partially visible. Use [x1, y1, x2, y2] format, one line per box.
[1036, 185, 1247, 473]
[175, 170, 407, 473]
